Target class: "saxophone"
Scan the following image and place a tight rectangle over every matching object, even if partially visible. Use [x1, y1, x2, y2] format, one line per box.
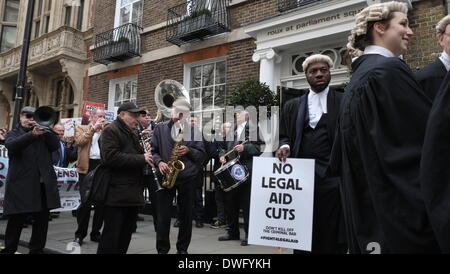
[161, 124, 185, 189]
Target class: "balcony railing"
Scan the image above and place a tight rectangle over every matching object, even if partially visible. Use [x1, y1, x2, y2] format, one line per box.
[92, 23, 142, 65]
[278, 0, 322, 12]
[166, 0, 230, 46]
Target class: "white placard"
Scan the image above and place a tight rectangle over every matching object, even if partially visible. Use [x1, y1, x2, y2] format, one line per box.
[0, 145, 8, 213]
[61, 118, 82, 137]
[248, 157, 315, 251]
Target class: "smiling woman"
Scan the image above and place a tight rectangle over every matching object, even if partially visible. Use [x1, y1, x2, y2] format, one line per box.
[331, 1, 440, 254]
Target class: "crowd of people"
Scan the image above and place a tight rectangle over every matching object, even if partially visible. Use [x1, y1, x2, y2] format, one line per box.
[1, 1, 450, 254]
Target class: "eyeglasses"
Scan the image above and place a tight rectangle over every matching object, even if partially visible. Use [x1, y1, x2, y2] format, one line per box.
[141, 113, 151, 117]
[24, 113, 34, 119]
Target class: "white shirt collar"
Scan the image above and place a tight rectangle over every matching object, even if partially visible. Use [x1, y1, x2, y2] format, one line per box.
[307, 86, 329, 129]
[364, 45, 396, 58]
[236, 121, 247, 140]
[308, 86, 329, 112]
[439, 51, 450, 71]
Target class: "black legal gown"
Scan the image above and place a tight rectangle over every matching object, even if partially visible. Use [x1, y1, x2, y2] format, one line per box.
[421, 70, 450, 253]
[330, 54, 440, 253]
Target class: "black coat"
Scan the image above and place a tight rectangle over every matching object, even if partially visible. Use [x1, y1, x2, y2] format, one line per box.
[421, 70, 450, 252]
[279, 89, 342, 162]
[279, 89, 346, 253]
[3, 126, 61, 215]
[331, 54, 439, 253]
[151, 120, 206, 183]
[220, 121, 262, 174]
[100, 118, 146, 207]
[52, 141, 77, 167]
[414, 58, 447, 101]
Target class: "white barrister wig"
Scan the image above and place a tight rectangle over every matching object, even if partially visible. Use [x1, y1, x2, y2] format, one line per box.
[302, 54, 334, 72]
[436, 15, 450, 35]
[347, 1, 408, 57]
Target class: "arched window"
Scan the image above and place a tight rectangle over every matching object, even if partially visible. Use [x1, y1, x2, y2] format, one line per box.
[52, 77, 75, 119]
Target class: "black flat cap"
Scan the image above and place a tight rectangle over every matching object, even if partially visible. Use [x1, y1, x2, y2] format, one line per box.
[21, 106, 36, 114]
[117, 102, 146, 115]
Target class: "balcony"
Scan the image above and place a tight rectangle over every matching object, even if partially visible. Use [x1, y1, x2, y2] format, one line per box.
[278, 0, 323, 12]
[166, 0, 230, 46]
[92, 23, 142, 65]
[0, 26, 86, 77]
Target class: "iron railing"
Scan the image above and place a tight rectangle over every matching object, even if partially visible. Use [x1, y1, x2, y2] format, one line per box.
[166, 0, 230, 46]
[93, 23, 142, 65]
[277, 0, 322, 12]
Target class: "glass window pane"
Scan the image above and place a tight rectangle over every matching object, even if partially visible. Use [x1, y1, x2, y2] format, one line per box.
[124, 81, 131, 100]
[202, 64, 214, 86]
[131, 81, 137, 100]
[0, 26, 16, 52]
[202, 87, 214, 110]
[131, 1, 143, 26]
[65, 6, 72, 25]
[114, 84, 123, 106]
[189, 88, 201, 111]
[190, 66, 201, 88]
[120, 5, 131, 24]
[34, 21, 40, 38]
[214, 85, 226, 108]
[215, 61, 226, 84]
[121, 0, 134, 7]
[4, 0, 20, 22]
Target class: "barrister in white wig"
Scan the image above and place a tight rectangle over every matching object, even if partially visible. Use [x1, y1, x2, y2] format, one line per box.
[330, 1, 440, 253]
[276, 54, 347, 254]
[415, 15, 450, 101]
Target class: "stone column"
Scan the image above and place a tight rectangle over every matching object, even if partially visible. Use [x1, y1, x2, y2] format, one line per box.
[252, 48, 282, 92]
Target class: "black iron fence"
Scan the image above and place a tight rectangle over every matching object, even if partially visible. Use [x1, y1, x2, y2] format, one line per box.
[93, 23, 142, 65]
[166, 0, 230, 46]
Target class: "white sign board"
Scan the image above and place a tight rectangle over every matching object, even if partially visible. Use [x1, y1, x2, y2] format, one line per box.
[248, 157, 315, 251]
[61, 118, 82, 137]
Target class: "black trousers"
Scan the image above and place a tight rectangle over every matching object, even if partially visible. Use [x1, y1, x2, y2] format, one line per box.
[214, 183, 226, 222]
[97, 206, 139, 254]
[155, 177, 196, 254]
[1, 185, 49, 254]
[224, 178, 251, 239]
[75, 159, 104, 239]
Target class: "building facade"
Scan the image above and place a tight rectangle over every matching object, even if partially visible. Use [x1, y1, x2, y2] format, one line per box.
[0, 0, 95, 129]
[87, 0, 447, 132]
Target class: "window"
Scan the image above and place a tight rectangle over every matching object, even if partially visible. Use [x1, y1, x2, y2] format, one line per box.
[64, 6, 72, 25]
[76, 0, 84, 30]
[33, 0, 51, 39]
[0, 0, 19, 52]
[108, 76, 138, 109]
[115, 0, 143, 27]
[187, 59, 226, 131]
[51, 78, 75, 119]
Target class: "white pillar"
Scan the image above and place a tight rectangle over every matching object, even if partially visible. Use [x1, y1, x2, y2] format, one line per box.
[252, 48, 282, 92]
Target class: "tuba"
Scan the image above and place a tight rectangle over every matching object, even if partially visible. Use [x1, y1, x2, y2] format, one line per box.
[154, 80, 190, 188]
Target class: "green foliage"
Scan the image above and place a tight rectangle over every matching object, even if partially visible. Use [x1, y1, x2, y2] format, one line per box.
[190, 8, 212, 18]
[228, 80, 279, 109]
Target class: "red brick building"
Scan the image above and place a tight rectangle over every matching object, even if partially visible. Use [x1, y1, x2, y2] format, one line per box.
[87, 0, 448, 127]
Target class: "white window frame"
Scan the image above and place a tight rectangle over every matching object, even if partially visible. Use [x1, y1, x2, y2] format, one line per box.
[108, 75, 138, 112]
[114, 0, 143, 28]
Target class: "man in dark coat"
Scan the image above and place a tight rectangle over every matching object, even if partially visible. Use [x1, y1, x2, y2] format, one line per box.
[1, 106, 61, 254]
[217, 109, 262, 246]
[97, 102, 152, 254]
[52, 123, 77, 168]
[276, 54, 347, 254]
[415, 15, 450, 101]
[151, 99, 206, 254]
[421, 70, 450, 253]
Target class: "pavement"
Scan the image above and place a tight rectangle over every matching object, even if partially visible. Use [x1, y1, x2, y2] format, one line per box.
[0, 211, 290, 254]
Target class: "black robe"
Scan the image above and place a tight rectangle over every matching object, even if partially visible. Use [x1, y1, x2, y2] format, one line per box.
[421, 70, 450, 253]
[414, 58, 447, 101]
[279, 89, 347, 253]
[330, 54, 440, 253]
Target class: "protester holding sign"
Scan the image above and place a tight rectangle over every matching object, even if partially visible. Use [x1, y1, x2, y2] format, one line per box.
[276, 54, 347, 254]
[0, 106, 61, 254]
